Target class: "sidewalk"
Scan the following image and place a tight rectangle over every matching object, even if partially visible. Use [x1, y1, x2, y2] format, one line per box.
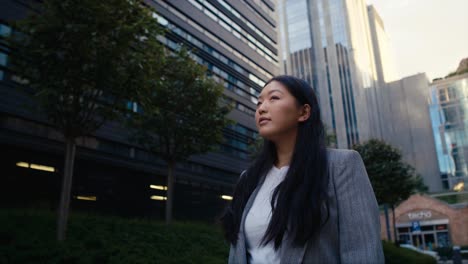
[438, 259, 468, 264]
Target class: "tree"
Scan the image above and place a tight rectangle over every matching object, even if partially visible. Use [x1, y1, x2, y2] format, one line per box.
[325, 130, 337, 148]
[353, 139, 428, 242]
[9, 0, 164, 241]
[128, 47, 231, 224]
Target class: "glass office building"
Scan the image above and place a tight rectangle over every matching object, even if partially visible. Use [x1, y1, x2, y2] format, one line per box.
[430, 73, 468, 191]
[279, 0, 378, 148]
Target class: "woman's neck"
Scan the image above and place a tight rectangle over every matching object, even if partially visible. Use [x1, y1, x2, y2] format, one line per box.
[274, 132, 296, 168]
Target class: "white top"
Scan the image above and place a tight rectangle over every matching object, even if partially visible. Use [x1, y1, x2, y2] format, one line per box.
[244, 165, 289, 264]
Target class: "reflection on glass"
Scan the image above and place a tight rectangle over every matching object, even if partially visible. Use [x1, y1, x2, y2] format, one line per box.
[430, 76, 468, 190]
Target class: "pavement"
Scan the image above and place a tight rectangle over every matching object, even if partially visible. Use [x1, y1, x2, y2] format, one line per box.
[437, 259, 468, 264]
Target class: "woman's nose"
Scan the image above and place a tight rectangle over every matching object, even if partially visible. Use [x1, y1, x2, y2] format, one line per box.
[257, 103, 267, 114]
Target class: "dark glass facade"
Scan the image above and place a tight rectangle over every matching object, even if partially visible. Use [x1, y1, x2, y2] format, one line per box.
[0, 0, 278, 219]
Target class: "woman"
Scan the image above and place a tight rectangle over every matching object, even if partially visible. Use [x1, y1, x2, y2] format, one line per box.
[221, 75, 384, 263]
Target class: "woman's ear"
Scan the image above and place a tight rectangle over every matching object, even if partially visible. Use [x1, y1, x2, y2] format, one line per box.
[298, 104, 311, 122]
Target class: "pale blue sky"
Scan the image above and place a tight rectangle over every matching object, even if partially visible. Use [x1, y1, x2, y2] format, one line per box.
[366, 0, 468, 80]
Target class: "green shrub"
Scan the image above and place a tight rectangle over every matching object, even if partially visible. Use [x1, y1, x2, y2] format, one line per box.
[0, 209, 229, 264]
[436, 246, 468, 260]
[383, 241, 437, 264]
[435, 246, 453, 259]
[0, 209, 448, 263]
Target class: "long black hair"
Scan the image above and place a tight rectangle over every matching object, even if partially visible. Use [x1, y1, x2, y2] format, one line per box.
[220, 75, 329, 249]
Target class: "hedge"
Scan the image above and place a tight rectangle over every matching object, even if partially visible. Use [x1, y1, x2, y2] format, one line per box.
[0, 209, 228, 264]
[1, 209, 441, 263]
[383, 241, 437, 264]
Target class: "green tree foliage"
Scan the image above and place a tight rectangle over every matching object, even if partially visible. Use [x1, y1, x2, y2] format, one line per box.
[9, 0, 164, 240]
[326, 131, 337, 148]
[128, 47, 231, 224]
[353, 139, 427, 205]
[353, 139, 428, 241]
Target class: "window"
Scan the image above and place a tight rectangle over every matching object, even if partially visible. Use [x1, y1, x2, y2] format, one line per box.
[397, 227, 409, 233]
[443, 106, 459, 123]
[0, 52, 7, 66]
[0, 24, 11, 37]
[438, 88, 447, 102]
[421, 225, 434, 231]
[447, 86, 459, 100]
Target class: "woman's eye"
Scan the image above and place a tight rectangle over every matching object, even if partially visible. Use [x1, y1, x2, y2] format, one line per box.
[270, 96, 279, 100]
[256, 101, 262, 107]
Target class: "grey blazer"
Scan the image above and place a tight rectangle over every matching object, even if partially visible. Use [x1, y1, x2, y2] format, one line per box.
[228, 149, 384, 264]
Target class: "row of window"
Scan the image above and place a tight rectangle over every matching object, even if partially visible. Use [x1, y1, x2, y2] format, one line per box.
[438, 82, 468, 103]
[116, 100, 255, 161]
[163, 20, 265, 90]
[0, 22, 260, 122]
[221, 95, 255, 117]
[159, 35, 259, 107]
[187, 0, 277, 64]
[228, 123, 258, 139]
[154, 16, 261, 103]
[124, 97, 255, 160]
[0, 23, 9, 81]
[223, 124, 258, 159]
[0, 51, 6, 80]
[243, 0, 276, 23]
[155, 0, 274, 79]
[218, 0, 275, 46]
[398, 224, 448, 233]
[222, 123, 258, 160]
[0, 23, 255, 162]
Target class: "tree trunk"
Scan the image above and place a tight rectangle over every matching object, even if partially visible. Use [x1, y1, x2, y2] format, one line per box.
[165, 161, 175, 225]
[57, 137, 76, 241]
[392, 204, 398, 244]
[384, 204, 392, 241]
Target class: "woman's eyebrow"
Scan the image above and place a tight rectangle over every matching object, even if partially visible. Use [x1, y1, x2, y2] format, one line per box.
[258, 89, 283, 99]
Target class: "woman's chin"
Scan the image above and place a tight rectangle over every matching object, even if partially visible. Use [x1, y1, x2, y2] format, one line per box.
[258, 130, 277, 141]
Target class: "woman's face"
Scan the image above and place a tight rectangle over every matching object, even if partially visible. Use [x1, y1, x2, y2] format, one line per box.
[255, 81, 308, 141]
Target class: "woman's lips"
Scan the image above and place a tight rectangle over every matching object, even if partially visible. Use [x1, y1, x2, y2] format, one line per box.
[258, 118, 271, 125]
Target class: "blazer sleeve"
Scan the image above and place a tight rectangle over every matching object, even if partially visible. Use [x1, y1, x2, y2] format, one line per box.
[335, 151, 384, 264]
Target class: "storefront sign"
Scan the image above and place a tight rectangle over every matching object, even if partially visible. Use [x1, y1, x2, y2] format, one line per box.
[408, 210, 432, 220]
[411, 221, 421, 233]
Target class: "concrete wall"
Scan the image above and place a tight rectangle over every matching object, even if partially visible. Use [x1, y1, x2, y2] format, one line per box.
[372, 73, 442, 192]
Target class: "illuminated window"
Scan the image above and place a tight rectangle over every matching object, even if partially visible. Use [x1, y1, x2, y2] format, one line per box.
[150, 195, 167, 201]
[149, 184, 167, 191]
[221, 195, 233, 200]
[16, 161, 55, 172]
[75, 196, 97, 201]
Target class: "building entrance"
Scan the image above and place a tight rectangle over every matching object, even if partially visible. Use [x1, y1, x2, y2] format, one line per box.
[397, 223, 450, 250]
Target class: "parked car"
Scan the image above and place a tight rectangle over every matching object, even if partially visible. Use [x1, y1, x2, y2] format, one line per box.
[400, 244, 440, 260]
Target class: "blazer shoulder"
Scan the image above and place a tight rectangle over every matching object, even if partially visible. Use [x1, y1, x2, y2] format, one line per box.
[326, 148, 362, 167]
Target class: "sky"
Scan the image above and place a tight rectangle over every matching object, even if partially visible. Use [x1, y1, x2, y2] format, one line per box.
[365, 0, 468, 81]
